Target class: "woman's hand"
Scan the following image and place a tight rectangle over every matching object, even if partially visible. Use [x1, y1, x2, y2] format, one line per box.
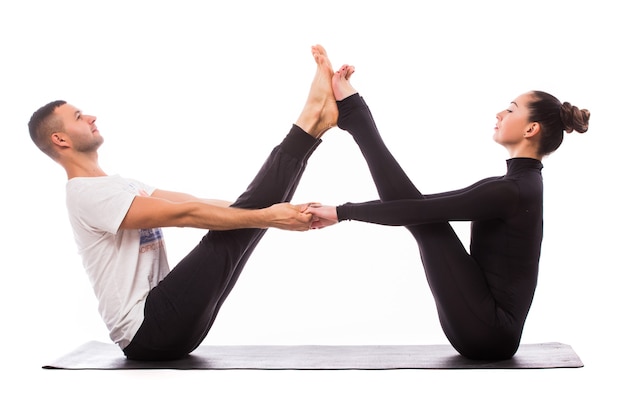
[304, 203, 339, 229]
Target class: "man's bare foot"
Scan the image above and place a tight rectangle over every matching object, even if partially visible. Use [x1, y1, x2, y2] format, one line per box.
[295, 45, 338, 139]
[332, 64, 358, 101]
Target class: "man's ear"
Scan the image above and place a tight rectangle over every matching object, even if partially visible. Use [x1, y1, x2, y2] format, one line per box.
[51, 133, 71, 148]
[523, 122, 541, 139]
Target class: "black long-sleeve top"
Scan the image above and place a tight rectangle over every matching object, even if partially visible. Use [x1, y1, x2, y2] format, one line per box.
[337, 158, 544, 317]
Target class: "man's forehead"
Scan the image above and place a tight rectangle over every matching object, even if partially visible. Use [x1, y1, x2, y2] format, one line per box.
[55, 103, 80, 117]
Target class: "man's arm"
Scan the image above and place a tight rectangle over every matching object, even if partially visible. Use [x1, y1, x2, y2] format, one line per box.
[119, 193, 312, 231]
[151, 189, 232, 207]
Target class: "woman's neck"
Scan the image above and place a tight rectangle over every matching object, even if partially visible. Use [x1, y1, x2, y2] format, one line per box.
[509, 149, 541, 160]
[506, 143, 541, 160]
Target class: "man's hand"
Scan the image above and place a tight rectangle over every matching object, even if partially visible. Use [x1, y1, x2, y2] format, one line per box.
[265, 202, 313, 231]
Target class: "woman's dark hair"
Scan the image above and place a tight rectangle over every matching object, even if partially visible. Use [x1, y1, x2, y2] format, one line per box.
[528, 91, 590, 156]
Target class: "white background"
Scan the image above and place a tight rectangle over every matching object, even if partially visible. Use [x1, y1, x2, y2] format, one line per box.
[2, 0, 623, 415]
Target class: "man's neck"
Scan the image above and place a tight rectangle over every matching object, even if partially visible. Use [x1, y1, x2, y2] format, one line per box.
[62, 156, 107, 179]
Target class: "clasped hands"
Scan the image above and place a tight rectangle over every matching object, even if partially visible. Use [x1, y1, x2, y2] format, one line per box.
[267, 202, 337, 231]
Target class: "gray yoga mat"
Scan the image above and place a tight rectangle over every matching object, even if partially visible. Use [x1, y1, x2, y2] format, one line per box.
[43, 341, 583, 370]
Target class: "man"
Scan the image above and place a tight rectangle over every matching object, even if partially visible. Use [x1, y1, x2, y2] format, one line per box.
[28, 45, 337, 361]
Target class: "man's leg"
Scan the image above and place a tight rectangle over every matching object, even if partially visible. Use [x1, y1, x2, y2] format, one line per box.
[123, 46, 338, 360]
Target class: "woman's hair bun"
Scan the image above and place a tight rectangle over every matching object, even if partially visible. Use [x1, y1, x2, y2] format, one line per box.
[560, 102, 590, 134]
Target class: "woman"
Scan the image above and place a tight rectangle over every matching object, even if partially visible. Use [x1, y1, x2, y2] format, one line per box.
[307, 58, 590, 360]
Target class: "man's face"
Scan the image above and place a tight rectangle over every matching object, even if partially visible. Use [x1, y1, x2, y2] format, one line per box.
[53, 104, 103, 153]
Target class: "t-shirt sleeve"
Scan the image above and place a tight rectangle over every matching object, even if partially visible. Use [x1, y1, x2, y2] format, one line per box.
[337, 178, 520, 226]
[67, 178, 153, 234]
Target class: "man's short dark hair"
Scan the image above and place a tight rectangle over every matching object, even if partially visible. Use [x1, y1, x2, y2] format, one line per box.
[28, 100, 66, 159]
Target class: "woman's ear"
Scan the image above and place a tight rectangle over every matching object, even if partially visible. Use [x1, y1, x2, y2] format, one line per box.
[523, 122, 541, 138]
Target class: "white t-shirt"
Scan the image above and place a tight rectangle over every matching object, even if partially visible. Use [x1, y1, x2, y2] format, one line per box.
[66, 175, 170, 349]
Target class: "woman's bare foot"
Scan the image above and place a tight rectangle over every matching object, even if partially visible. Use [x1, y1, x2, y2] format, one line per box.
[332, 64, 358, 101]
[295, 45, 338, 139]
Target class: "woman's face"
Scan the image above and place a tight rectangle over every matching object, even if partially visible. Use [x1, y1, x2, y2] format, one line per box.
[493, 92, 534, 148]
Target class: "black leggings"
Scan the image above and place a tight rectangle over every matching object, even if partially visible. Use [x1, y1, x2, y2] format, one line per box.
[337, 94, 519, 359]
[123, 125, 320, 361]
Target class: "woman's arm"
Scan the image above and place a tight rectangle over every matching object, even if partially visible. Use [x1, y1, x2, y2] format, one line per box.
[337, 179, 519, 226]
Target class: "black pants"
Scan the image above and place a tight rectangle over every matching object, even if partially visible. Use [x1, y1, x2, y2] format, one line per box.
[337, 94, 519, 360]
[123, 125, 320, 360]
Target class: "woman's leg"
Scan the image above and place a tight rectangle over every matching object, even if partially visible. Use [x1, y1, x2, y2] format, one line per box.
[124, 47, 337, 361]
[333, 68, 510, 359]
